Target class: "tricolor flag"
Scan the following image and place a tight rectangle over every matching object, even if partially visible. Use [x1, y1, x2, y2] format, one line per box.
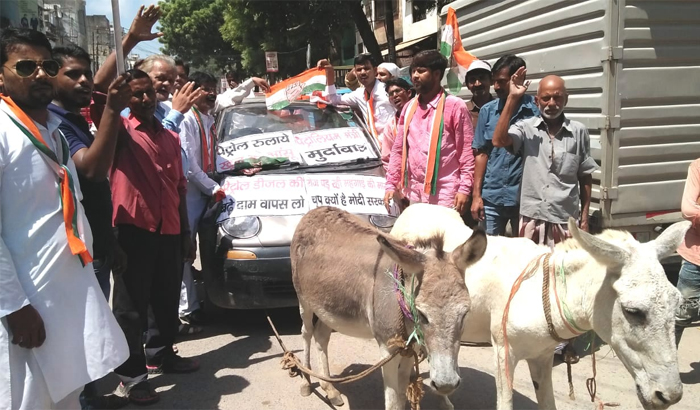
[440, 7, 478, 94]
[265, 67, 327, 110]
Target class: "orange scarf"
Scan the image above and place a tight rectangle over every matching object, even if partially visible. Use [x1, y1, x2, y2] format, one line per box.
[192, 106, 215, 173]
[399, 90, 447, 195]
[364, 89, 379, 142]
[0, 95, 93, 266]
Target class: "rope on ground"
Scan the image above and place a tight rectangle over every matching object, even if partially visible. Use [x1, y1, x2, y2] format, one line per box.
[586, 337, 620, 409]
[267, 315, 424, 410]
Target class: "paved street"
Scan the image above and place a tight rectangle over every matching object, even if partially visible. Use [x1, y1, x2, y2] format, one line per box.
[97, 307, 700, 410]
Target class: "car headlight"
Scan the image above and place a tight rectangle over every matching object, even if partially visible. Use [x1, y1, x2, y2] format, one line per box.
[369, 214, 396, 229]
[221, 216, 261, 239]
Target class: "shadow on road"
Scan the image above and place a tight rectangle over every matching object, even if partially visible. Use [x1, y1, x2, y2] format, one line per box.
[681, 362, 700, 385]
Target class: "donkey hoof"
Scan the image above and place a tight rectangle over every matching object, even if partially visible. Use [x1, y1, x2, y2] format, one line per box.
[300, 384, 312, 397]
[329, 395, 345, 407]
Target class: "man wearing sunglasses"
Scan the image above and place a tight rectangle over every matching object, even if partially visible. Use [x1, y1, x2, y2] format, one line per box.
[0, 28, 129, 409]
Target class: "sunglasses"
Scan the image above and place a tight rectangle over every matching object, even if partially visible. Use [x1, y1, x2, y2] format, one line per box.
[4, 59, 60, 78]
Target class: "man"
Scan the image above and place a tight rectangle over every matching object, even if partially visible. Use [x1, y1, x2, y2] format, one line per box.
[384, 50, 474, 214]
[91, 68, 199, 404]
[465, 59, 493, 131]
[470, 55, 539, 235]
[492, 71, 597, 245]
[225, 70, 239, 89]
[318, 53, 395, 141]
[380, 77, 414, 171]
[92, 6, 200, 134]
[50, 44, 131, 409]
[178, 71, 224, 327]
[0, 27, 128, 409]
[175, 58, 189, 91]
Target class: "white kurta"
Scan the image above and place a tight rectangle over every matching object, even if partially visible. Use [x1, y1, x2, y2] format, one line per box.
[0, 101, 129, 407]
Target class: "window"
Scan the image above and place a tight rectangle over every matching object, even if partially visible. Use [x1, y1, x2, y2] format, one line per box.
[412, 0, 430, 22]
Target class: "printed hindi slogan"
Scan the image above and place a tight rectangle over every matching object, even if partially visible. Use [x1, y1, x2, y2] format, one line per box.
[294, 127, 377, 165]
[216, 131, 299, 173]
[217, 175, 308, 222]
[303, 174, 388, 215]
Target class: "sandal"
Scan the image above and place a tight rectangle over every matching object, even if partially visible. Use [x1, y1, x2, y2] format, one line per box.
[115, 381, 159, 406]
[147, 352, 200, 374]
[178, 323, 203, 335]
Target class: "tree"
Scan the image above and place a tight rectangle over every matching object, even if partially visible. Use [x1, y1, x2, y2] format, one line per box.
[158, 0, 240, 71]
[219, 1, 361, 77]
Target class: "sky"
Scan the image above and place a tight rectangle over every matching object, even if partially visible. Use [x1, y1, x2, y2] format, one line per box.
[85, 0, 163, 57]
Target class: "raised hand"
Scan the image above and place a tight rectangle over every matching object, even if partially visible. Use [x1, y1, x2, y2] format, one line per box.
[509, 66, 530, 98]
[252, 77, 271, 93]
[172, 81, 203, 114]
[127, 5, 163, 43]
[106, 73, 133, 112]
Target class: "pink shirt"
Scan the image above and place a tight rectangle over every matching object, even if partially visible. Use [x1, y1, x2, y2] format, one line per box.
[678, 158, 700, 265]
[385, 92, 474, 207]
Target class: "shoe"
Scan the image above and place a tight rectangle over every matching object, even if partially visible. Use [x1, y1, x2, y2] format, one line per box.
[147, 352, 200, 374]
[115, 381, 159, 406]
[676, 298, 700, 327]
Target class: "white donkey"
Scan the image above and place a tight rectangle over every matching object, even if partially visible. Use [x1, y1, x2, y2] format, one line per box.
[392, 204, 689, 410]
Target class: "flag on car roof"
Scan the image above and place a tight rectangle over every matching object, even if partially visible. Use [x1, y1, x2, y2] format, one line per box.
[440, 7, 478, 94]
[265, 67, 327, 110]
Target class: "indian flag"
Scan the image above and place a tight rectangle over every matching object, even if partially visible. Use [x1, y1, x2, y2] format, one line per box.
[265, 67, 327, 110]
[440, 7, 478, 94]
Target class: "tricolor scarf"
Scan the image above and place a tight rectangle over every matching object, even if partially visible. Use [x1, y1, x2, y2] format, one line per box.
[364, 88, 380, 142]
[191, 106, 215, 173]
[400, 90, 447, 196]
[0, 95, 93, 266]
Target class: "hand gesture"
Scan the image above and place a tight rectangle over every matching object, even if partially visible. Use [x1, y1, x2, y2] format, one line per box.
[509, 66, 530, 99]
[172, 81, 203, 114]
[106, 73, 133, 112]
[7, 305, 46, 349]
[252, 77, 271, 93]
[128, 5, 163, 43]
[384, 190, 395, 212]
[454, 193, 470, 215]
[471, 196, 485, 222]
[316, 59, 332, 70]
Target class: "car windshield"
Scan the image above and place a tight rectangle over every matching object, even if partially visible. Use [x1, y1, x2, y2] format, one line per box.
[216, 103, 381, 175]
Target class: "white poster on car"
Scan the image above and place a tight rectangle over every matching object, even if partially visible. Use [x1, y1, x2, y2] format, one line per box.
[217, 175, 308, 222]
[216, 131, 300, 173]
[304, 174, 388, 215]
[293, 127, 377, 165]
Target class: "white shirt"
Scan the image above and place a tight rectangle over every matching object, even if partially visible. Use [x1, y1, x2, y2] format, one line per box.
[214, 78, 257, 114]
[0, 101, 128, 402]
[180, 108, 219, 196]
[325, 80, 395, 135]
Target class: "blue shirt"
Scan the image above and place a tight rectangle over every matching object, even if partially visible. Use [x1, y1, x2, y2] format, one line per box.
[48, 103, 113, 259]
[472, 95, 539, 207]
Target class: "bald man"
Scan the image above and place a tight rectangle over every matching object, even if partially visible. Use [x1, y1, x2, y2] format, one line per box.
[492, 71, 598, 247]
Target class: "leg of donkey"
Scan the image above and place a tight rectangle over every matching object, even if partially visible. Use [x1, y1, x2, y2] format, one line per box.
[299, 303, 314, 397]
[380, 346, 413, 410]
[493, 341, 516, 410]
[526, 354, 556, 410]
[314, 320, 344, 406]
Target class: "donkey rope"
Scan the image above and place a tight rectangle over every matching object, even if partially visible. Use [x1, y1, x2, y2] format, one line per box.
[267, 315, 425, 410]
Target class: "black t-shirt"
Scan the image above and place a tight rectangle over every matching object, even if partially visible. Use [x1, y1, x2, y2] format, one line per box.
[48, 104, 113, 260]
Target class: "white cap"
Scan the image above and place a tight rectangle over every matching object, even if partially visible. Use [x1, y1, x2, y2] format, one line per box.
[466, 60, 492, 75]
[378, 62, 400, 78]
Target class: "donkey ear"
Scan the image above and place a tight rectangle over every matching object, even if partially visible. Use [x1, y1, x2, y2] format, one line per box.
[377, 234, 426, 274]
[451, 227, 487, 272]
[646, 221, 691, 260]
[568, 217, 629, 269]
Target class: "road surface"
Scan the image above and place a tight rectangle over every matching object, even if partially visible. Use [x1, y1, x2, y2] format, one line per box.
[97, 307, 700, 410]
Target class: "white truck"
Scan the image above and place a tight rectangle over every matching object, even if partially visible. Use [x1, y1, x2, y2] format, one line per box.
[444, 0, 700, 247]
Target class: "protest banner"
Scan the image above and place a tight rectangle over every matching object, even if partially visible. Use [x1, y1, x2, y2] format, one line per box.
[217, 175, 308, 222]
[294, 127, 376, 165]
[216, 131, 299, 172]
[304, 174, 388, 215]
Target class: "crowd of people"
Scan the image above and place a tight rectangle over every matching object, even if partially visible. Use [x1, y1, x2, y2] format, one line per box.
[0, 3, 697, 410]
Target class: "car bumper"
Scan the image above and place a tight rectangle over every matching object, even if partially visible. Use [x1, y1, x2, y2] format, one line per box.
[202, 231, 297, 309]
